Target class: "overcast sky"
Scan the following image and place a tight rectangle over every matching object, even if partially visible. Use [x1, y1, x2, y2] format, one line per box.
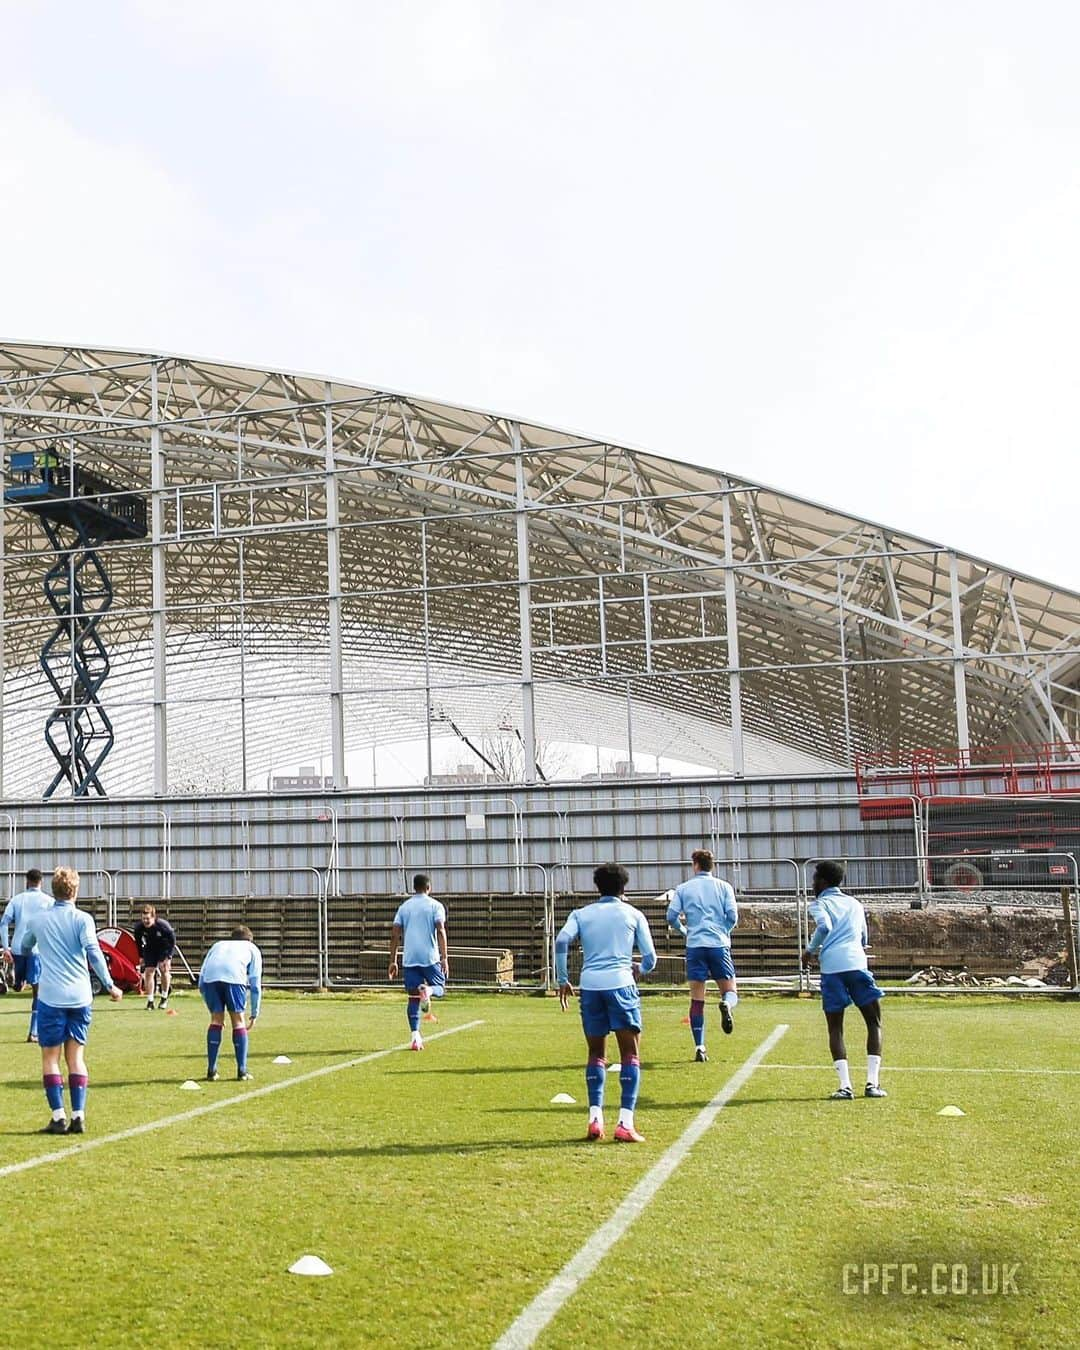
[3, 1, 1078, 588]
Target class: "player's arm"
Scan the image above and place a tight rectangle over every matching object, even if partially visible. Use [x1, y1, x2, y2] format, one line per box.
[20, 926, 37, 954]
[554, 911, 579, 1008]
[665, 889, 686, 936]
[247, 945, 262, 1023]
[436, 918, 449, 978]
[160, 919, 177, 960]
[802, 905, 831, 966]
[81, 918, 121, 1000]
[723, 883, 739, 934]
[0, 901, 14, 956]
[388, 922, 402, 980]
[634, 911, 658, 978]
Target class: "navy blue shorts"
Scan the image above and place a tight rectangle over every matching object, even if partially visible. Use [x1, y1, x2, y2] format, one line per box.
[686, 945, 736, 984]
[13, 953, 41, 988]
[820, 969, 884, 1014]
[579, 985, 642, 1037]
[37, 1001, 92, 1047]
[403, 964, 446, 997]
[200, 980, 248, 1015]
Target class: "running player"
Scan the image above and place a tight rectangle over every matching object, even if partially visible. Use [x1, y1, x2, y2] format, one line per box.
[801, 860, 887, 1100]
[199, 926, 262, 1081]
[21, 865, 122, 1134]
[134, 904, 177, 1010]
[388, 874, 448, 1051]
[1, 868, 53, 1042]
[666, 848, 739, 1061]
[555, 862, 657, 1143]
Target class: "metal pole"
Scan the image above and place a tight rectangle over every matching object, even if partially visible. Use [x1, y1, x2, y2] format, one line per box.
[150, 365, 168, 795]
[325, 391, 346, 790]
[721, 484, 745, 777]
[513, 425, 537, 783]
[948, 551, 971, 754]
[238, 536, 248, 791]
[421, 521, 433, 785]
[0, 414, 5, 799]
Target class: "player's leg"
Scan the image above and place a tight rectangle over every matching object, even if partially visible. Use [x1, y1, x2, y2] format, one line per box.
[687, 971, 708, 1061]
[38, 1013, 68, 1132]
[857, 993, 886, 1098]
[64, 1025, 91, 1133]
[714, 946, 738, 1035]
[28, 981, 40, 1043]
[158, 958, 172, 1008]
[825, 1008, 854, 1099]
[612, 1017, 645, 1143]
[143, 962, 157, 1009]
[203, 981, 226, 1079]
[228, 987, 252, 1079]
[584, 1028, 608, 1140]
[403, 969, 424, 1049]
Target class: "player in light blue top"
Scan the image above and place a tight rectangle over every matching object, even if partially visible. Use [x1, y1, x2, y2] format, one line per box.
[1, 868, 53, 1042]
[556, 862, 657, 1143]
[199, 927, 262, 1081]
[801, 860, 887, 1100]
[21, 865, 121, 1134]
[389, 874, 448, 1050]
[666, 848, 739, 1061]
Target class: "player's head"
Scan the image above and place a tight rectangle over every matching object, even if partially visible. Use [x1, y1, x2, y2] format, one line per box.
[52, 865, 79, 901]
[141, 903, 157, 921]
[26, 867, 42, 887]
[593, 862, 629, 897]
[691, 849, 714, 873]
[231, 925, 253, 941]
[413, 873, 431, 894]
[813, 860, 845, 895]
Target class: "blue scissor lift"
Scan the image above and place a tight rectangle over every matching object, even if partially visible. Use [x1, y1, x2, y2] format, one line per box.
[4, 449, 148, 797]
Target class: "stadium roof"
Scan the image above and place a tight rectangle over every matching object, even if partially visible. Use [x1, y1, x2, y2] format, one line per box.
[1, 341, 1078, 797]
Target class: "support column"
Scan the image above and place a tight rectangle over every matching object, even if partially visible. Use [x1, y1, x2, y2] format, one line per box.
[513, 424, 537, 783]
[721, 483, 745, 777]
[325, 389, 346, 790]
[0, 415, 5, 798]
[150, 367, 168, 796]
[948, 551, 971, 753]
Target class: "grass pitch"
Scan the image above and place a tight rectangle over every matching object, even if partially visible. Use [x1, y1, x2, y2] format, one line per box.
[0, 991, 1075, 1348]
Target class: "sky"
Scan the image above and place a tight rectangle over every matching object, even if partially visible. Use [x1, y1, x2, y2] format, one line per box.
[2, 0, 1079, 589]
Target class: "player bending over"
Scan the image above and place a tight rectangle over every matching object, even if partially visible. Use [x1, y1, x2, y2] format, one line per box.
[22, 866, 122, 1134]
[134, 903, 176, 1010]
[556, 862, 657, 1143]
[199, 927, 262, 1081]
[802, 860, 887, 1100]
[665, 848, 738, 1062]
[388, 873, 448, 1051]
[1, 868, 53, 1042]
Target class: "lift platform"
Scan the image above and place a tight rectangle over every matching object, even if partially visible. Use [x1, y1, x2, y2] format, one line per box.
[5, 449, 148, 797]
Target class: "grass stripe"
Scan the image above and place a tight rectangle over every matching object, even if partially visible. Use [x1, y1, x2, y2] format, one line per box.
[0, 1019, 485, 1181]
[494, 1022, 789, 1350]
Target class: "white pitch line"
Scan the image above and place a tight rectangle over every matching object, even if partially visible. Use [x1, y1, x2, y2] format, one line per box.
[757, 1063, 1080, 1076]
[0, 1019, 485, 1181]
[495, 1023, 789, 1350]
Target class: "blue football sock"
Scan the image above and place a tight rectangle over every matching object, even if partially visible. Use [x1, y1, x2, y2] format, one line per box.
[29, 996, 38, 1039]
[407, 997, 421, 1032]
[619, 1057, 641, 1112]
[43, 1074, 64, 1112]
[689, 999, 706, 1047]
[585, 1057, 607, 1108]
[69, 1074, 88, 1114]
[207, 1024, 223, 1073]
[232, 1027, 249, 1073]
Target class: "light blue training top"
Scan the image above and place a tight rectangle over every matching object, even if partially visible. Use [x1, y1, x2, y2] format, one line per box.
[807, 886, 869, 974]
[22, 901, 114, 1006]
[555, 896, 658, 990]
[1, 887, 53, 950]
[666, 872, 738, 948]
[199, 939, 263, 1017]
[393, 893, 447, 968]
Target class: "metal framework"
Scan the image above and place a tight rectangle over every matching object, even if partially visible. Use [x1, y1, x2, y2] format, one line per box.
[0, 341, 1078, 799]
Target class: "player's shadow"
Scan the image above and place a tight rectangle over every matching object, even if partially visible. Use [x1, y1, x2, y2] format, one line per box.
[194, 1137, 585, 1161]
[2, 1076, 199, 1090]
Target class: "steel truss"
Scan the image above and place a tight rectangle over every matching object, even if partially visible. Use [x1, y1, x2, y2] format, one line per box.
[0, 342, 1078, 798]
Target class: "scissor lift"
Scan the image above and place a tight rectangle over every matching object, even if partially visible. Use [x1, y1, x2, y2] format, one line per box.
[5, 449, 148, 797]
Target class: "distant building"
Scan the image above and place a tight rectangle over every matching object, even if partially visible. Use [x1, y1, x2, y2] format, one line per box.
[271, 765, 344, 791]
[424, 762, 504, 787]
[581, 760, 671, 783]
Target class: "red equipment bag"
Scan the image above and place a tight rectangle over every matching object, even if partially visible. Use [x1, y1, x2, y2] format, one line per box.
[95, 926, 143, 992]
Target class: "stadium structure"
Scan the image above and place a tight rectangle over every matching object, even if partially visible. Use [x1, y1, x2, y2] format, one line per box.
[1, 342, 1078, 990]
